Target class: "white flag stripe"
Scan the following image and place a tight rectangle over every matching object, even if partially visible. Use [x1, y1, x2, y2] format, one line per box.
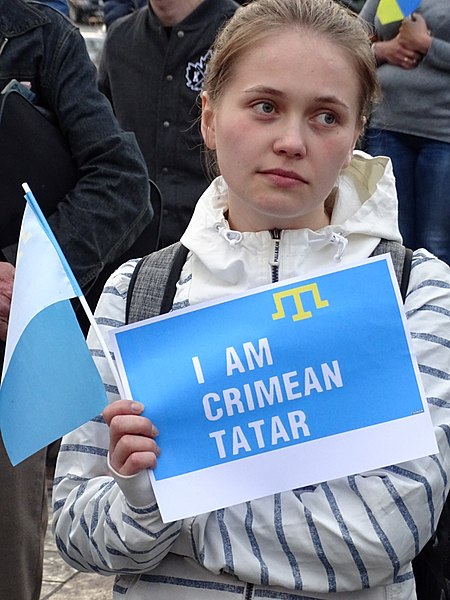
[2, 204, 76, 377]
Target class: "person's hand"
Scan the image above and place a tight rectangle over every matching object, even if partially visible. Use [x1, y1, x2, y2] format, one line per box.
[0, 262, 14, 342]
[103, 399, 160, 476]
[398, 13, 432, 55]
[373, 36, 422, 69]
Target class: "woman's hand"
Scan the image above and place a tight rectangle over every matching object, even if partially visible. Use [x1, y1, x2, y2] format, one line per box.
[398, 13, 432, 55]
[103, 400, 160, 476]
[373, 36, 422, 68]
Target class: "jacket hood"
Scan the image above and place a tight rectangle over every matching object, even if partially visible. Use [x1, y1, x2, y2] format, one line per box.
[180, 151, 402, 301]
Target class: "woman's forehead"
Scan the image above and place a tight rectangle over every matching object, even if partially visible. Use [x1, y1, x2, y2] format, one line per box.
[223, 30, 360, 102]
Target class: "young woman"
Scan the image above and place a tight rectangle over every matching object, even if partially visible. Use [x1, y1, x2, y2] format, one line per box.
[53, 1, 450, 598]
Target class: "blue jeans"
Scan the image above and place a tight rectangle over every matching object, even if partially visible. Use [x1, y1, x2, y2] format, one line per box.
[365, 128, 450, 265]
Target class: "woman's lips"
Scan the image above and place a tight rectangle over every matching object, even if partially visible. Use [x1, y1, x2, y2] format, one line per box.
[259, 168, 307, 187]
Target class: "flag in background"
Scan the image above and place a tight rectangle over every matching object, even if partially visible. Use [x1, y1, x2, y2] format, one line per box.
[376, 0, 421, 24]
[0, 185, 107, 466]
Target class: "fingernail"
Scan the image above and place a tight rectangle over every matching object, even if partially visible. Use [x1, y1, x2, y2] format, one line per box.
[131, 401, 144, 413]
[152, 425, 160, 437]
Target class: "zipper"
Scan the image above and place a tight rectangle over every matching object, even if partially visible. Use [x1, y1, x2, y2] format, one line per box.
[270, 229, 281, 283]
[0, 38, 8, 56]
[244, 582, 254, 600]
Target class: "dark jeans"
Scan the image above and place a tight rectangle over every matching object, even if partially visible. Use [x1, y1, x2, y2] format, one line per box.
[365, 128, 450, 265]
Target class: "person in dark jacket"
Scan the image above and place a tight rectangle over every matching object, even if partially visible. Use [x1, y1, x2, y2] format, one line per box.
[98, 0, 238, 247]
[0, 0, 152, 598]
[103, 0, 248, 28]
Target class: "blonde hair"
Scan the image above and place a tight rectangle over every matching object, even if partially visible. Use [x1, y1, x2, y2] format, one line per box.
[205, 0, 377, 113]
[203, 0, 378, 135]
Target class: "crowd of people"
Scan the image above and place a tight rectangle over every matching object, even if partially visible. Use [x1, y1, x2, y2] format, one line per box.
[0, 0, 449, 599]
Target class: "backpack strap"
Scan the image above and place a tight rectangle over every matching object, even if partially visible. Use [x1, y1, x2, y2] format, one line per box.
[370, 239, 413, 302]
[125, 242, 189, 325]
[126, 238, 413, 323]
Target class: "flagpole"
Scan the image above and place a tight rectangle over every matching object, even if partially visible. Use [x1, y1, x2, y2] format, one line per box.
[77, 295, 125, 397]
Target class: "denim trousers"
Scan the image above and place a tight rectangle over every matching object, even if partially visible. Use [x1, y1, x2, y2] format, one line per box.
[365, 128, 450, 265]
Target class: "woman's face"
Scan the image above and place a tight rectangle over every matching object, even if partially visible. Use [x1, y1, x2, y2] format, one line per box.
[202, 29, 362, 232]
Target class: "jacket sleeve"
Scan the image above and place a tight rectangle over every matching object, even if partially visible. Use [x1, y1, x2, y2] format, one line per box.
[41, 19, 152, 289]
[185, 251, 450, 593]
[52, 260, 182, 574]
[358, 0, 378, 26]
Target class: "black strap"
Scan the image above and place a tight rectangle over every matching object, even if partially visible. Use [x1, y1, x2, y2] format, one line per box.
[125, 243, 188, 325]
[160, 244, 189, 314]
[370, 240, 412, 302]
[125, 256, 146, 324]
[400, 247, 413, 302]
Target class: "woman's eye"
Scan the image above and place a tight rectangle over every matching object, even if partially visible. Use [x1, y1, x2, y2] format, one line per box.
[253, 102, 275, 115]
[316, 112, 337, 126]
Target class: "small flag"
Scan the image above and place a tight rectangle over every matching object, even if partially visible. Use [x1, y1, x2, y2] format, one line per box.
[0, 185, 107, 465]
[376, 0, 421, 24]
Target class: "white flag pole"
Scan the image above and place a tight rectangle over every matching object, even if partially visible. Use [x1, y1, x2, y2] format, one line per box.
[78, 295, 125, 397]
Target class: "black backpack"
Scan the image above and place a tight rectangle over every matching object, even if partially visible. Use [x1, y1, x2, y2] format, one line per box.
[126, 239, 449, 599]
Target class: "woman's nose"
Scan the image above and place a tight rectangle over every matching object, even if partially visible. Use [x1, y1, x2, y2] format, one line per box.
[273, 123, 307, 158]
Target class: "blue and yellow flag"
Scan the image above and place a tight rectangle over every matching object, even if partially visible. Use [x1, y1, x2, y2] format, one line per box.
[376, 0, 421, 24]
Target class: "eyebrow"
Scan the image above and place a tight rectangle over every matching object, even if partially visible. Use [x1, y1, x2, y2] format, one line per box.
[243, 86, 350, 111]
[243, 86, 286, 98]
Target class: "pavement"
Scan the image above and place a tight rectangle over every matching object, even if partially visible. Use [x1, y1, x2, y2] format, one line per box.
[40, 471, 113, 600]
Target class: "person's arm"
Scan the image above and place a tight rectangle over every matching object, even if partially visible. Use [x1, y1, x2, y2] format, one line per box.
[40, 18, 152, 290]
[52, 261, 182, 574]
[186, 252, 450, 593]
[97, 32, 113, 105]
[359, 0, 379, 27]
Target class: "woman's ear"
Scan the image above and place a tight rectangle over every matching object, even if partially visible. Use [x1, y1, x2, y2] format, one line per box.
[343, 118, 365, 168]
[201, 92, 217, 150]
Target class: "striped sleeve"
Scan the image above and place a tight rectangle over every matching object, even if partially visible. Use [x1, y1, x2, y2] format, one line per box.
[189, 250, 450, 594]
[52, 260, 182, 575]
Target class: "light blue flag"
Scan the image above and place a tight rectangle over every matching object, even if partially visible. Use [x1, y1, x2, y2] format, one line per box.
[0, 186, 107, 465]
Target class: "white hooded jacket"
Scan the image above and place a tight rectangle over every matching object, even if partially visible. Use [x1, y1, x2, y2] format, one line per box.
[53, 152, 450, 599]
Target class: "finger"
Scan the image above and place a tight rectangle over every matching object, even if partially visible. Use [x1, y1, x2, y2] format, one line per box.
[121, 451, 159, 476]
[109, 413, 158, 449]
[401, 56, 416, 68]
[411, 12, 425, 24]
[103, 399, 145, 425]
[111, 435, 160, 475]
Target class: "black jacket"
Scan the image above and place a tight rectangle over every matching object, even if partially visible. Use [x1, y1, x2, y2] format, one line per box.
[98, 0, 238, 247]
[0, 0, 152, 288]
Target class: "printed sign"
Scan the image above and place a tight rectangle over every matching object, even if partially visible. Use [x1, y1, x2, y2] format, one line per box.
[112, 255, 437, 522]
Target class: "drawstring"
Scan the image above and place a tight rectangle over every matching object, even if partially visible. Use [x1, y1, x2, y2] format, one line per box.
[214, 222, 347, 260]
[215, 224, 243, 246]
[309, 230, 348, 262]
[329, 232, 348, 262]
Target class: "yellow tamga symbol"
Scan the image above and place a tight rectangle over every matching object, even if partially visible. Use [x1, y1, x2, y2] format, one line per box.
[272, 283, 329, 321]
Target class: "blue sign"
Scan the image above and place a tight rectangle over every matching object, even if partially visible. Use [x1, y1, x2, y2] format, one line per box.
[113, 257, 423, 482]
